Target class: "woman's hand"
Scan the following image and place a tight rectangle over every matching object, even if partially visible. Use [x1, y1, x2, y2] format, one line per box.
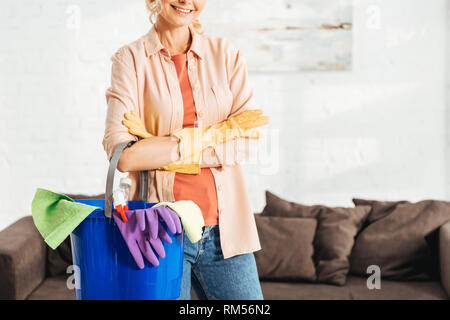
[122, 110, 153, 139]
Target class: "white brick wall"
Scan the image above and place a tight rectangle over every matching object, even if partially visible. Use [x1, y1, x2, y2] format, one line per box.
[0, 0, 448, 230]
[446, 0, 450, 200]
[244, 0, 448, 211]
[0, 0, 150, 230]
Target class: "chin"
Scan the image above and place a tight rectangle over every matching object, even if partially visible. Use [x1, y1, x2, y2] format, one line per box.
[168, 17, 194, 28]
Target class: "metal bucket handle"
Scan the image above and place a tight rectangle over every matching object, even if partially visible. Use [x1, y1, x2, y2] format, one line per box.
[104, 141, 149, 218]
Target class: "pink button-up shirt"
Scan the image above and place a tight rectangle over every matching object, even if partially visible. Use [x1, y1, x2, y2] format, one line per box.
[102, 24, 261, 258]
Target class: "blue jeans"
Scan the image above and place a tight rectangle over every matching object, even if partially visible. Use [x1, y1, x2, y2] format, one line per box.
[176, 225, 264, 300]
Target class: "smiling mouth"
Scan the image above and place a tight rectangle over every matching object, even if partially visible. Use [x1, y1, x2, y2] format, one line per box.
[171, 4, 194, 15]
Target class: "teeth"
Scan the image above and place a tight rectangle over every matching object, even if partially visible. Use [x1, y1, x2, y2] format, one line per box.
[173, 5, 191, 13]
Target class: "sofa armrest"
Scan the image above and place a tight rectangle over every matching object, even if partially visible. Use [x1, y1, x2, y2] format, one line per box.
[0, 216, 47, 300]
[440, 221, 450, 298]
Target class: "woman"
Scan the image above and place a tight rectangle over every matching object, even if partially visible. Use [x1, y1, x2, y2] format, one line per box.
[102, 0, 266, 300]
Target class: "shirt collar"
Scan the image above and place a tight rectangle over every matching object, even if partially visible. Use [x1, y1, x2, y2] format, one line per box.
[144, 24, 204, 60]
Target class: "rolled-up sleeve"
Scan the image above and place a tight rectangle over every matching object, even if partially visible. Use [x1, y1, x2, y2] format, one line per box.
[102, 47, 138, 161]
[208, 43, 260, 167]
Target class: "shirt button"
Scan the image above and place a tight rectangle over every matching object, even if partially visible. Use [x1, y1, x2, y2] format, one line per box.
[219, 209, 223, 215]
[217, 185, 222, 191]
[189, 64, 196, 71]
[198, 111, 204, 118]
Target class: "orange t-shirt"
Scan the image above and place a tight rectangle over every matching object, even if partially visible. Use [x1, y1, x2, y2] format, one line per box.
[171, 53, 219, 226]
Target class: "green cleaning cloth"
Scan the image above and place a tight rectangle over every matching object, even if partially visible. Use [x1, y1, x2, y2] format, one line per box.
[31, 188, 100, 249]
[153, 200, 205, 243]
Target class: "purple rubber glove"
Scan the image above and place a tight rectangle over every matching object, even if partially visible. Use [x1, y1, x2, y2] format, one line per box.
[141, 206, 183, 242]
[112, 209, 165, 269]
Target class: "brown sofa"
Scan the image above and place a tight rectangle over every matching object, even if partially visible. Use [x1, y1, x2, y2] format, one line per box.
[1, 215, 449, 300]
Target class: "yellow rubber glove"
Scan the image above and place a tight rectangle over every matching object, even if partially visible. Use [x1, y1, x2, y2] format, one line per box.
[163, 128, 262, 174]
[122, 109, 269, 174]
[121, 111, 201, 173]
[122, 110, 267, 141]
[169, 110, 269, 173]
[202, 109, 269, 146]
[122, 111, 152, 139]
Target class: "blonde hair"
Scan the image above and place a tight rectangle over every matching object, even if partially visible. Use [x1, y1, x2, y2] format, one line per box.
[145, 0, 204, 34]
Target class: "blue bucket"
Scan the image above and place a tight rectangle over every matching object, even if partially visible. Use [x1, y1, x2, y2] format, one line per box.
[70, 199, 184, 300]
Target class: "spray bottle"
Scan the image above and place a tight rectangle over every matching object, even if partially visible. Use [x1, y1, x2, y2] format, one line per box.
[113, 177, 132, 222]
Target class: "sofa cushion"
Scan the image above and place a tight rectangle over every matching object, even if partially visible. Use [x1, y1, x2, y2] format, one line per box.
[26, 275, 76, 300]
[351, 199, 450, 280]
[314, 206, 370, 286]
[47, 237, 73, 277]
[261, 191, 324, 218]
[424, 227, 441, 281]
[64, 193, 105, 200]
[352, 198, 409, 224]
[261, 279, 352, 300]
[440, 222, 450, 298]
[260, 276, 448, 300]
[254, 215, 317, 282]
[261, 191, 370, 286]
[0, 216, 47, 300]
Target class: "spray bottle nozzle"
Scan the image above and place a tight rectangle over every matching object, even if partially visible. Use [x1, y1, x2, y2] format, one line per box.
[113, 190, 129, 223]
